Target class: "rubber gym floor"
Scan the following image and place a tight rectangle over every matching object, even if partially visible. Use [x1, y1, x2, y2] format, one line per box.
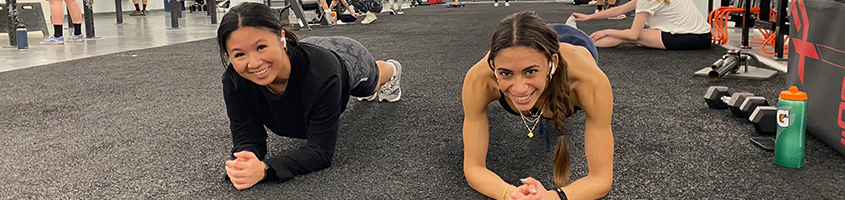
[1, 2, 843, 199]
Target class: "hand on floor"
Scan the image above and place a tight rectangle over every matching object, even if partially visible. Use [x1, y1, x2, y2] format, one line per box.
[510, 177, 549, 200]
[225, 151, 266, 190]
[590, 29, 613, 42]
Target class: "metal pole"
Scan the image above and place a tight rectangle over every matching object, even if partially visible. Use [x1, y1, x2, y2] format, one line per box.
[774, 0, 787, 59]
[741, 0, 752, 49]
[169, 0, 180, 28]
[114, 0, 123, 24]
[83, 0, 94, 38]
[7, 0, 18, 46]
[208, 0, 216, 24]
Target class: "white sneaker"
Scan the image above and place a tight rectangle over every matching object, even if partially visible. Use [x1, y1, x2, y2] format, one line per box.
[565, 15, 577, 29]
[378, 60, 402, 102]
[494, 2, 499, 7]
[505, 2, 510, 6]
[356, 92, 378, 101]
[361, 12, 377, 24]
[608, 14, 627, 20]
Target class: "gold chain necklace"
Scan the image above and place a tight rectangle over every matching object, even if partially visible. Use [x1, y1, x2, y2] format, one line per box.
[519, 107, 544, 138]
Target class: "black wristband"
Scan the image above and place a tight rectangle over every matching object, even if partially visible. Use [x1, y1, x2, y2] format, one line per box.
[555, 187, 568, 200]
[261, 163, 279, 182]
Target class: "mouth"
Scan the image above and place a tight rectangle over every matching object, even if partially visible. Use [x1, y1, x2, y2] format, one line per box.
[511, 92, 534, 104]
[252, 68, 268, 75]
[251, 67, 269, 79]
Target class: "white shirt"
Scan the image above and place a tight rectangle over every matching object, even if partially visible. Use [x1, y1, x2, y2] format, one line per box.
[636, 0, 711, 34]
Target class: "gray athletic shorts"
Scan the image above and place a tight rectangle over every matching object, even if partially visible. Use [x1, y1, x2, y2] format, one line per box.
[300, 36, 379, 97]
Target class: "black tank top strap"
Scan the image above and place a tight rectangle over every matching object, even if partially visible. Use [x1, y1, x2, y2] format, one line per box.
[498, 90, 521, 116]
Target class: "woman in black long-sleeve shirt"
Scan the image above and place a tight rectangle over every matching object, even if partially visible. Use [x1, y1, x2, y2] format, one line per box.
[216, 2, 403, 190]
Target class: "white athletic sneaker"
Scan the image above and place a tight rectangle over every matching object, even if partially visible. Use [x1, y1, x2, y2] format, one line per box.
[356, 92, 378, 101]
[378, 60, 402, 102]
[494, 2, 499, 7]
[505, 2, 510, 6]
[361, 12, 377, 24]
[565, 15, 578, 29]
[608, 14, 627, 20]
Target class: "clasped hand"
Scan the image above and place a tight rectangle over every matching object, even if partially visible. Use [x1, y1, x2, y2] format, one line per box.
[508, 177, 554, 200]
[225, 151, 266, 190]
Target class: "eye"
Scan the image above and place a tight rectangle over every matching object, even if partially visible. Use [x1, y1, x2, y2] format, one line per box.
[525, 69, 538, 75]
[498, 71, 512, 77]
[233, 52, 244, 58]
[257, 45, 267, 51]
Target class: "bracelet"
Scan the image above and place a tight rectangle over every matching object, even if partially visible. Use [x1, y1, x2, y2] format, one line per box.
[502, 185, 515, 200]
[555, 187, 568, 200]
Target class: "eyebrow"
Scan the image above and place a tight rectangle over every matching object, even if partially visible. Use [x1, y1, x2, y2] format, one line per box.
[230, 39, 266, 52]
[496, 65, 540, 72]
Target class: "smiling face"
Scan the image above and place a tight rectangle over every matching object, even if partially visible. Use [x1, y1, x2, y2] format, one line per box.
[225, 26, 290, 86]
[492, 46, 557, 112]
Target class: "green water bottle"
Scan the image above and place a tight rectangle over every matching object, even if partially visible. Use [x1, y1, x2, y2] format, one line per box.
[775, 86, 808, 168]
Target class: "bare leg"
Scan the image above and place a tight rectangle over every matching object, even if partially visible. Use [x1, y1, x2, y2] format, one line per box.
[370, 61, 395, 95]
[593, 29, 666, 49]
[593, 37, 628, 48]
[64, 0, 82, 24]
[632, 29, 666, 49]
[48, 0, 64, 25]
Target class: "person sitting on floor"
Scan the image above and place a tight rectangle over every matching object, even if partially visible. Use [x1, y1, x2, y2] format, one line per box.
[571, 0, 712, 50]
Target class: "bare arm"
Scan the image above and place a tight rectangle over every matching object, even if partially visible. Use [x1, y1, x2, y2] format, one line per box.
[558, 49, 615, 199]
[607, 12, 650, 41]
[462, 54, 515, 200]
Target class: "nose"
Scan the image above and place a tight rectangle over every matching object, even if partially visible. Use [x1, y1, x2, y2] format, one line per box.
[247, 55, 263, 69]
[510, 76, 530, 94]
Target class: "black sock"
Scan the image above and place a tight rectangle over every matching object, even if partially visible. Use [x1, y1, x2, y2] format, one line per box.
[73, 24, 81, 35]
[143, 4, 147, 11]
[608, 4, 615, 8]
[597, 4, 604, 10]
[53, 25, 62, 37]
[135, 4, 140, 11]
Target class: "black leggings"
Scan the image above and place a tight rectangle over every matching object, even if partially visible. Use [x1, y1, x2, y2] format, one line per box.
[350, 0, 382, 13]
[661, 32, 712, 50]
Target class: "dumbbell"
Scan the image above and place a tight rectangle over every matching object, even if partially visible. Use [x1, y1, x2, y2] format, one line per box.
[738, 96, 771, 119]
[704, 86, 731, 109]
[703, 86, 756, 113]
[749, 106, 777, 135]
[726, 92, 755, 117]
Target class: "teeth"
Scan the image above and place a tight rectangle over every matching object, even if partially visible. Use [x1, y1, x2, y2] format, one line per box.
[515, 95, 530, 101]
[253, 68, 268, 75]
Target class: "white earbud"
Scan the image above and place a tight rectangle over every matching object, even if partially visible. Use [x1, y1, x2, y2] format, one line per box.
[281, 30, 288, 49]
[549, 61, 556, 80]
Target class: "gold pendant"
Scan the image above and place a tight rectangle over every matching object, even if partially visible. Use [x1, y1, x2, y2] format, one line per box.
[527, 131, 534, 138]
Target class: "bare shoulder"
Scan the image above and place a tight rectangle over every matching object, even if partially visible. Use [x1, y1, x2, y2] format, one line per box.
[462, 52, 499, 112]
[559, 43, 612, 115]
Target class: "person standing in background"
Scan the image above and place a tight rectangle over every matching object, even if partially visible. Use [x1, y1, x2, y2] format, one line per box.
[129, 0, 149, 16]
[42, 0, 84, 44]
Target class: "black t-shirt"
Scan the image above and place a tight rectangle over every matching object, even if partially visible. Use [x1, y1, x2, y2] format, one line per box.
[222, 42, 350, 182]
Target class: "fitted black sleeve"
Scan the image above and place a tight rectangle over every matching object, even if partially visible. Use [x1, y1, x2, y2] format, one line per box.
[222, 75, 269, 160]
[263, 75, 343, 182]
